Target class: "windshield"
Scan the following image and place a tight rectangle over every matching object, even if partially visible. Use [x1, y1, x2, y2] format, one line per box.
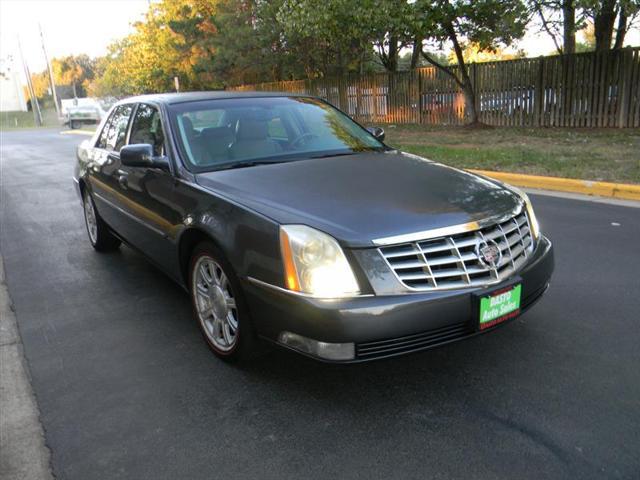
[169, 96, 384, 171]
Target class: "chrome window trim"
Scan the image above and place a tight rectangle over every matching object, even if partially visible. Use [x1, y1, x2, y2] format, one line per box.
[371, 203, 524, 246]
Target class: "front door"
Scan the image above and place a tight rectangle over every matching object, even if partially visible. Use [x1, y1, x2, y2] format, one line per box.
[112, 103, 182, 273]
[89, 104, 135, 236]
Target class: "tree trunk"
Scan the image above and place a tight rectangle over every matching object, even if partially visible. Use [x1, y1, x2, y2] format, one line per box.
[613, 7, 628, 50]
[387, 35, 398, 72]
[72, 82, 77, 98]
[594, 0, 617, 52]
[462, 82, 479, 124]
[446, 22, 479, 124]
[562, 0, 576, 54]
[410, 37, 422, 69]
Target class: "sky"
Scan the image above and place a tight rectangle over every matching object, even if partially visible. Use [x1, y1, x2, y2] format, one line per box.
[0, 0, 149, 73]
[1, 0, 638, 79]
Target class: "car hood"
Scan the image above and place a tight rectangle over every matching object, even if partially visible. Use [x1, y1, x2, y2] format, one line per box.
[195, 151, 522, 247]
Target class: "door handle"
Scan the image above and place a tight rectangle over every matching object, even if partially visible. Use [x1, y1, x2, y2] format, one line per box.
[116, 169, 128, 189]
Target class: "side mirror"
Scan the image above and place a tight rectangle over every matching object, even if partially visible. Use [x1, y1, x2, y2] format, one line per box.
[120, 144, 169, 170]
[367, 126, 385, 142]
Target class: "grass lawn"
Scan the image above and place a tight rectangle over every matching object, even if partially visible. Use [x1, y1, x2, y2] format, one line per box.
[0, 109, 61, 130]
[379, 125, 640, 185]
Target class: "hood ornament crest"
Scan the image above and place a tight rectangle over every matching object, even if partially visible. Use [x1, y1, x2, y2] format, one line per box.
[475, 239, 502, 269]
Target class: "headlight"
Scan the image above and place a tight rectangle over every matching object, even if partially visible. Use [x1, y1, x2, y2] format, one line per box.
[280, 225, 360, 298]
[510, 187, 540, 239]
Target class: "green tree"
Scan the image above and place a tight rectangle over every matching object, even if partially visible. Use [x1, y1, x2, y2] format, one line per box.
[89, 1, 206, 95]
[530, 1, 639, 54]
[89, 0, 303, 93]
[206, 0, 293, 85]
[278, 0, 387, 75]
[413, 0, 529, 124]
[529, 1, 582, 54]
[578, 0, 639, 51]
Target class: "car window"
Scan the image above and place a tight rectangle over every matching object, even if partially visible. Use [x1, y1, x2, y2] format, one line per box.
[104, 104, 134, 152]
[129, 104, 165, 156]
[96, 115, 113, 150]
[171, 97, 383, 171]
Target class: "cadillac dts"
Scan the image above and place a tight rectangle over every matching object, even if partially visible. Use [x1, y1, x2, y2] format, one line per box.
[73, 92, 554, 363]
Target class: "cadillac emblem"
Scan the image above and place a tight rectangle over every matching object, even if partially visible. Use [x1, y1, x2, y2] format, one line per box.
[476, 240, 502, 269]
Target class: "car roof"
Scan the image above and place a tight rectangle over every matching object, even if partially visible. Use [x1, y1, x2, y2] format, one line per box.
[118, 91, 310, 106]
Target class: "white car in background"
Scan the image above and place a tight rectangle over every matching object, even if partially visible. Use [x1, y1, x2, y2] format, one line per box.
[65, 104, 106, 129]
[62, 98, 107, 129]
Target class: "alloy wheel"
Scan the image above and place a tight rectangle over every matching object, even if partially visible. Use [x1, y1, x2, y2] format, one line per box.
[83, 194, 98, 245]
[192, 255, 239, 352]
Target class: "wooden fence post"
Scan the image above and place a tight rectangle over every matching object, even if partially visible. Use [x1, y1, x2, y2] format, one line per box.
[617, 48, 631, 128]
[418, 70, 423, 124]
[471, 62, 480, 121]
[229, 48, 639, 128]
[534, 56, 544, 127]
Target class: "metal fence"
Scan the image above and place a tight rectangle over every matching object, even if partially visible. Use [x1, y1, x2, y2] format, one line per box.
[230, 47, 640, 128]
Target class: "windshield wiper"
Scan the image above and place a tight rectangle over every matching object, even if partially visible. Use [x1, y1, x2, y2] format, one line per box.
[308, 151, 360, 160]
[218, 160, 286, 171]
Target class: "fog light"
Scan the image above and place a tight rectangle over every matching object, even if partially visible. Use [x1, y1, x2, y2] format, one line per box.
[278, 331, 355, 361]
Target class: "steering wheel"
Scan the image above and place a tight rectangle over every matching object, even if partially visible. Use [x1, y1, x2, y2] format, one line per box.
[290, 132, 316, 148]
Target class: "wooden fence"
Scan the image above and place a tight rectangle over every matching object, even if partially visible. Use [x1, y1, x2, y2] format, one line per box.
[230, 47, 640, 128]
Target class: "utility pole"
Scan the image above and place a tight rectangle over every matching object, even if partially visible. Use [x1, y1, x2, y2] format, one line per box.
[39, 23, 60, 117]
[17, 36, 43, 127]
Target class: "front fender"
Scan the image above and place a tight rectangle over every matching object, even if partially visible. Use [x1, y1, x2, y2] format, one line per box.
[174, 180, 284, 290]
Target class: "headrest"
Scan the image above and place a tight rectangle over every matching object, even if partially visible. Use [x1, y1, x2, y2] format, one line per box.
[151, 112, 161, 134]
[236, 119, 268, 141]
[181, 116, 195, 137]
[201, 126, 232, 140]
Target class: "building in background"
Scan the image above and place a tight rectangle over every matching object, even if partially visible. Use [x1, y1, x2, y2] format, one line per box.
[0, 56, 27, 112]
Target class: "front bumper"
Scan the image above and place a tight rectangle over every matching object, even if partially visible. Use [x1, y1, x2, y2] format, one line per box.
[243, 236, 554, 362]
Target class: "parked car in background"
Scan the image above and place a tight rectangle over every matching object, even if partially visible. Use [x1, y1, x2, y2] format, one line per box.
[73, 92, 554, 363]
[65, 104, 106, 129]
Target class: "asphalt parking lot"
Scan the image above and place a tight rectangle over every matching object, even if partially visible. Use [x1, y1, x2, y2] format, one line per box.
[1, 128, 639, 480]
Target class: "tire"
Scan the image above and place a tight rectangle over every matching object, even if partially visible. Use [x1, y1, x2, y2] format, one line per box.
[189, 241, 257, 362]
[70, 120, 78, 129]
[83, 191, 121, 252]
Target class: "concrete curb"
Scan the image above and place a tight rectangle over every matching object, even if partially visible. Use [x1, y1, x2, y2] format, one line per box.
[0, 259, 54, 480]
[469, 169, 640, 202]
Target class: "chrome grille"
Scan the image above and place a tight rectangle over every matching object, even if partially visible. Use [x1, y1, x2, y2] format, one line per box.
[379, 210, 535, 291]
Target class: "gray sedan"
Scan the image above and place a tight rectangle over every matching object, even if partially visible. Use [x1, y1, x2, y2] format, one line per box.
[73, 92, 553, 363]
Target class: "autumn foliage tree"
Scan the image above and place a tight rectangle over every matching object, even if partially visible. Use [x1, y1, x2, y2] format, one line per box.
[52, 55, 97, 97]
[69, 0, 637, 125]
